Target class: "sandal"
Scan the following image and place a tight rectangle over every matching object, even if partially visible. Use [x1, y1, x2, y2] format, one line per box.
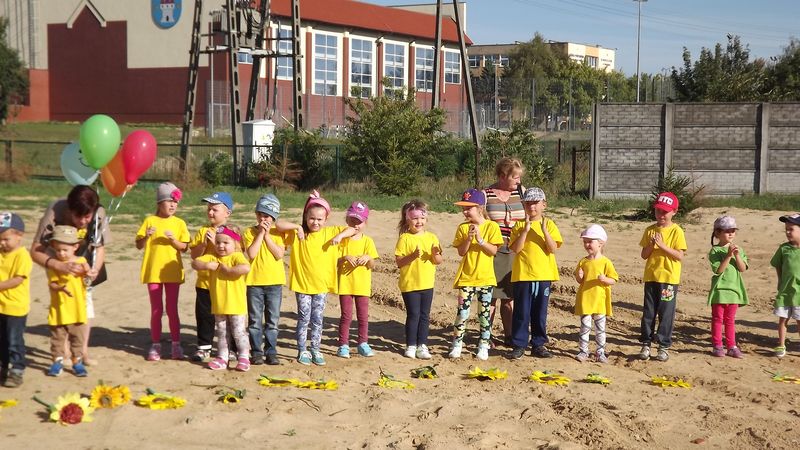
[774, 346, 786, 358]
[207, 357, 227, 370]
[235, 357, 250, 372]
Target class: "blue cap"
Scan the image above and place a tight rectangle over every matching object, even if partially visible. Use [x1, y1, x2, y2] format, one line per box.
[255, 193, 280, 220]
[202, 192, 233, 211]
[0, 211, 24, 233]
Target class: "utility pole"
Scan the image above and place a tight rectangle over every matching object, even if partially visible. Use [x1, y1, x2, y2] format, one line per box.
[430, 0, 443, 109]
[450, 0, 481, 187]
[634, 0, 647, 102]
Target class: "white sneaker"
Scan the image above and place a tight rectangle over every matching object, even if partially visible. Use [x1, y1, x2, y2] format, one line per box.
[476, 343, 489, 361]
[448, 342, 463, 359]
[404, 345, 417, 359]
[416, 344, 432, 360]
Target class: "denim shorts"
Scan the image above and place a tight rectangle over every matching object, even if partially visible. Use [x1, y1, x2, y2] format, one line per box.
[774, 306, 800, 320]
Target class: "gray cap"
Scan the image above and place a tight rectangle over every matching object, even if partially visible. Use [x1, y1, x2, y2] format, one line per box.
[0, 211, 24, 233]
[713, 216, 738, 230]
[255, 193, 280, 220]
[157, 182, 181, 203]
[522, 187, 546, 202]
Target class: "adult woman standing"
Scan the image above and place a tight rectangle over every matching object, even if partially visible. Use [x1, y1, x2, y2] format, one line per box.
[31, 185, 112, 365]
[484, 158, 526, 346]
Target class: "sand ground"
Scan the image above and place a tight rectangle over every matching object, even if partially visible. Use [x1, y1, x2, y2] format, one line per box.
[1, 206, 799, 449]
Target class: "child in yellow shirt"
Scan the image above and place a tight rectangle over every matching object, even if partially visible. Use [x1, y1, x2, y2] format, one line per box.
[573, 224, 618, 363]
[136, 182, 190, 361]
[395, 200, 443, 359]
[448, 189, 503, 361]
[509, 187, 562, 360]
[0, 212, 32, 387]
[45, 225, 91, 377]
[638, 192, 687, 362]
[192, 225, 251, 371]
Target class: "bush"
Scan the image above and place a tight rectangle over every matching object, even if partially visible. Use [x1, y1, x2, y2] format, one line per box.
[634, 168, 705, 219]
[272, 128, 332, 190]
[199, 151, 233, 186]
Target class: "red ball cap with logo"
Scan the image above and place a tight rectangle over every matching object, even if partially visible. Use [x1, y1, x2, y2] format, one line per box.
[653, 192, 679, 212]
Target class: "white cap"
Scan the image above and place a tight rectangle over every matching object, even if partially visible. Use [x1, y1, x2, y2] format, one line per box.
[580, 224, 608, 242]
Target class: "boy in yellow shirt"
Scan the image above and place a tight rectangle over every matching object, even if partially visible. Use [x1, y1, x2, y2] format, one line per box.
[0, 212, 32, 387]
[638, 192, 687, 362]
[509, 187, 562, 359]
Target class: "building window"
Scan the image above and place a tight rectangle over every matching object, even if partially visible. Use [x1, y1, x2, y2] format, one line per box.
[275, 27, 293, 79]
[585, 55, 598, 68]
[350, 38, 373, 98]
[415, 47, 434, 92]
[468, 54, 480, 68]
[384, 42, 405, 93]
[314, 33, 338, 95]
[237, 52, 253, 64]
[499, 56, 509, 67]
[444, 51, 461, 84]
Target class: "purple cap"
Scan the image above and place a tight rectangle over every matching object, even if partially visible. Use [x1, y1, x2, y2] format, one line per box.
[454, 188, 486, 207]
[346, 201, 370, 222]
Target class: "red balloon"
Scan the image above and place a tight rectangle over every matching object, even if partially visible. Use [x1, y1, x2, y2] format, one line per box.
[121, 130, 157, 184]
[101, 151, 128, 197]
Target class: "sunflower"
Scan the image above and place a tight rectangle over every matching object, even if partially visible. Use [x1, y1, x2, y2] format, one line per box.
[90, 384, 131, 409]
[0, 399, 18, 408]
[295, 379, 339, 390]
[50, 393, 94, 425]
[527, 370, 571, 386]
[219, 393, 240, 403]
[651, 375, 691, 388]
[135, 389, 186, 410]
[466, 366, 508, 381]
[377, 370, 415, 390]
[257, 375, 300, 388]
[410, 365, 438, 379]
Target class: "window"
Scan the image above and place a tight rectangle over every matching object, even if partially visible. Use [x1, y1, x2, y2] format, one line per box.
[499, 56, 509, 67]
[415, 47, 434, 92]
[484, 54, 497, 66]
[314, 33, 338, 95]
[350, 38, 373, 98]
[444, 51, 461, 84]
[275, 27, 293, 79]
[468, 54, 480, 68]
[584, 55, 598, 68]
[383, 42, 405, 93]
[237, 52, 253, 64]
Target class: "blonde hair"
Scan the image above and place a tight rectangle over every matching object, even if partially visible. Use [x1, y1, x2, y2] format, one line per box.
[495, 157, 524, 179]
[398, 199, 429, 235]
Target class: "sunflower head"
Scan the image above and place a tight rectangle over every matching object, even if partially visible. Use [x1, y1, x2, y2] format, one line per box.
[50, 393, 94, 425]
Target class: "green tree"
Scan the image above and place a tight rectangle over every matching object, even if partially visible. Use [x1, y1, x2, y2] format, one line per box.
[766, 38, 800, 100]
[0, 17, 29, 124]
[503, 34, 565, 126]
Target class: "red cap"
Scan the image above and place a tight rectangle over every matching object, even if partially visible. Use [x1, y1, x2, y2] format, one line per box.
[654, 192, 679, 212]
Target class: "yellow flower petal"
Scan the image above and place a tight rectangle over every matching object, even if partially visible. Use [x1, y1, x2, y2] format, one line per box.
[0, 399, 19, 408]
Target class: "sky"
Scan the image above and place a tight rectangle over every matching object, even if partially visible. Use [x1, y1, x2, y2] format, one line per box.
[369, 0, 800, 75]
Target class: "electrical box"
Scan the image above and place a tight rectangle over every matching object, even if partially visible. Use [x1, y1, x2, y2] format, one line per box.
[242, 119, 276, 163]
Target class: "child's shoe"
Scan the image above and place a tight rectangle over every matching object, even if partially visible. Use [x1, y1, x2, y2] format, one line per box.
[72, 360, 88, 377]
[774, 346, 786, 358]
[297, 351, 312, 365]
[509, 347, 526, 360]
[357, 343, 375, 357]
[638, 345, 651, 360]
[416, 345, 432, 360]
[266, 354, 281, 365]
[575, 351, 589, 362]
[5, 369, 24, 388]
[532, 346, 552, 358]
[207, 357, 227, 370]
[404, 345, 417, 359]
[47, 358, 64, 377]
[337, 345, 351, 358]
[595, 350, 608, 364]
[192, 348, 211, 362]
[311, 351, 326, 366]
[235, 357, 251, 372]
[655, 347, 669, 362]
[476, 343, 490, 361]
[448, 341, 463, 359]
[171, 342, 184, 360]
[711, 346, 725, 357]
[147, 343, 161, 361]
[726, 347, 743, 358]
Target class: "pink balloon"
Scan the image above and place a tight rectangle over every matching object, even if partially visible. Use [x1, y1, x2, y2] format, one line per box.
[121, 130, 157, 184]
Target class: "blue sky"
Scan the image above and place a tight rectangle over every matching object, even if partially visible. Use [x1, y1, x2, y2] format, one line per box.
[370, 0, 799, 75]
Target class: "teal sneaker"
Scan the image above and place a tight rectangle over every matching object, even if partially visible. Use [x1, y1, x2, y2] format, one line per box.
[357, 343, 374, 357]
[47, 358, 64, 377]
[297, 351, 312, 365]
[337, 345, 350, 358]
[311, 351, 326, 366]
[72, 360, 88, 377]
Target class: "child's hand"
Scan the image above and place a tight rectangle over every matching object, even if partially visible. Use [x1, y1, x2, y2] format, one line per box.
[205, 229, 216, 242]
[651, 232, 663, 247]
[431, 244, 442, 256]
[258, 220, 270, 234]
[330, 236, 342, 245]
[355, 255, 372, 266]
[409, 246, 421, 260]
[578, 267, 585, 280]
[597, 273, 606, 282]
[146, 226, 156, 237]
[296, 228, 305, 241]
[164, 230, 174, 240]
[730, 244, 739, 256]
[343, 255, 357, 267]
[524, 216, 532, 230]
[85, 267, 99, 280]
[207, 261, 220, 271]
[468, 224, 478, 240]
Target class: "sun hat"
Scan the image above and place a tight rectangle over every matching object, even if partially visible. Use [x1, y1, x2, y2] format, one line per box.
[255, 194, 280, 220]
[580, 224, 608, 242]
[454, 188, 486, 207]
[346, 201, 370, 222]
[51, 225, 81, 244]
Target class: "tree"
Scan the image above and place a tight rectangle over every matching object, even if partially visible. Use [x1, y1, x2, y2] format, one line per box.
[0, 17, 29, 124]
[503, 34, 565, 126]
[766, 38, 800, 100]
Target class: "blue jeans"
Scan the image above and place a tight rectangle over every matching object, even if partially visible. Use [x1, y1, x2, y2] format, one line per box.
[0, 313, 27, 374]
[401, 289, 434, 347]
[247, 285, 283, 357]
[511, 281, 552, 348]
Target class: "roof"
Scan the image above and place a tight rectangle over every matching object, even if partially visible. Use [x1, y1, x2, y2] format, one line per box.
[269, 0, 472, 45]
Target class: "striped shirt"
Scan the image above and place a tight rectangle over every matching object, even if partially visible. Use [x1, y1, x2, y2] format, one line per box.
[485, 185, 526, 240]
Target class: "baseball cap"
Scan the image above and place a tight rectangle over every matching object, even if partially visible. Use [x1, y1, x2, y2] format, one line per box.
[346, 201, 370, 222]
[454, 188, 486, 207]
[713, 216, 738, 230]
[51, 225, 81, 244]
[580, 224, 608, 242]
[654, 192, 679, 212]
[522, 187, 546, 202]
[202, 192, 234, 212]
[255, 194, 280, 220]
[779, 213, 800, 226]
[0, 212, 24, 233]
[157, 182, 182, 203]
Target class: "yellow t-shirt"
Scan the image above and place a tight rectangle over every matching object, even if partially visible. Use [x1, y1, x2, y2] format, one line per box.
[574, 256, 619, 316]
[286, 226, 345, 295]
[47, 257, 88, 326]
[0, 247, 33, 316]
[639, 223, 687, 284]
[196, 253, 249, 315]
[510, 219, 563, 282]
[452, 221, 504, 288]
[395, 231, 441, 293]
[243, 225, 287, 286]
[338, 235, 379, 296]
[136, 215, 190, 284]
[189, 225, 219, 290]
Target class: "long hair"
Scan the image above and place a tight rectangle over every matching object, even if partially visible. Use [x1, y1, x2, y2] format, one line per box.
[67, 185, 99, 217]
[398, 199, 429, 235]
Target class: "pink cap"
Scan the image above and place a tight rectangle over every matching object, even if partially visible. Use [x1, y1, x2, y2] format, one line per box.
[346, 201, 369, 222]
[305, 190, 331, 216]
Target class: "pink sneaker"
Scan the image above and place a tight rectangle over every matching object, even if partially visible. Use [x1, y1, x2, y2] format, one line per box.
[147, 343, 161, 361]
[235, 357, 251, 372]
[207, 357, 227, 370]
[726, 347, 744, 358]
[171, 342, 184, 360]
[711, 347, 725, 357]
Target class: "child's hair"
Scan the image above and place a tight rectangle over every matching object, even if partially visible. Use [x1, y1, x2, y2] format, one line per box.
[398, 199, 429, 235]
[217, 224, 244, 252]
[710, 215, 737, 246]
[476, 205, 489, 220]
[302, 190, 331, 234]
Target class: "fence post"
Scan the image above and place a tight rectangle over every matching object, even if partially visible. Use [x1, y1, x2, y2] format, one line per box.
[571, 146, 577, 193]
[4, 140, 11, 177]
[335, 145, 340, 187]
[557, 138, 562, 163]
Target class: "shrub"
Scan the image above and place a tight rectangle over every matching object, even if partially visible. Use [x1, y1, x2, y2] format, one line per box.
[272, 128, 332, 190]
[199, 151, 233, 186]
[634, 168, 705, 219]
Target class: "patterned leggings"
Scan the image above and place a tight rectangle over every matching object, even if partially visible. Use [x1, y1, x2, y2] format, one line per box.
[214, 314, 250, 360]
[578, 314, 607, 354]
[453, 286, 494, 346]
[296, 293, 327, 352]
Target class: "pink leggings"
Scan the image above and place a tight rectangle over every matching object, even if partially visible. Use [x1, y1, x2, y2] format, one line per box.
[148, 283, 181, 343]
[339, 295, 369, 345]
[711, 303, 739, 348]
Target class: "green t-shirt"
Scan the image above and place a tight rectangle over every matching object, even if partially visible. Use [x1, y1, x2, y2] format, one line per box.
[708, 245, 749, 306]
[770, 243, 800, 308]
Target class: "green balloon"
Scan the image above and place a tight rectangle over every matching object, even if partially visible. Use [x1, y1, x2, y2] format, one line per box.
[79, 114, 121, 169]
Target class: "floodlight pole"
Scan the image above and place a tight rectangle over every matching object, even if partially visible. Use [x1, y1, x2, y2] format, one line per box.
[451, 0, 481, 187]
[634, 0, 647, 102]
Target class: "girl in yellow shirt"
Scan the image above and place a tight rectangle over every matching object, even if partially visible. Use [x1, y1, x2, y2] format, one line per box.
[448, 189, 503, 361]
[395, 200, 443, 360]
[135, 182, 190, 361]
